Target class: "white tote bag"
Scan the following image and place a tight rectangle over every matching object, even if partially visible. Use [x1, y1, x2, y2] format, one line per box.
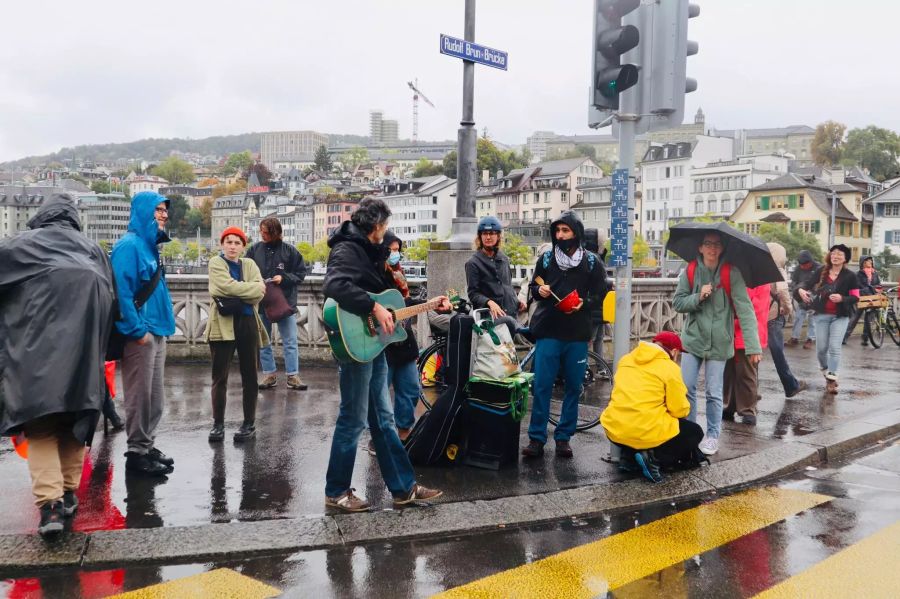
[470, 309, 521, 380]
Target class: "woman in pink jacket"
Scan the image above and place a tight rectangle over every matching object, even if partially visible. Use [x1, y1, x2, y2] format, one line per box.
[723, 283, 770, 425]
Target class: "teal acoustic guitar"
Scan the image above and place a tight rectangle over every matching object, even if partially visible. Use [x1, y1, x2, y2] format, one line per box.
[323, 289, 451, 363]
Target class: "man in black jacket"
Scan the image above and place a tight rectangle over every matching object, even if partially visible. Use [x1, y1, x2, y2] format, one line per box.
[247, 217, 308, 390]
[322, 199, 446, 512]
[465, 216, 525, 335]
[788, 250, 820, 349]
[523, 211, 608, 459]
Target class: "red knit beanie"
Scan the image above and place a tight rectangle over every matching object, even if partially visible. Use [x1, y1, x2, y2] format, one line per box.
[220, 226, 247, 245]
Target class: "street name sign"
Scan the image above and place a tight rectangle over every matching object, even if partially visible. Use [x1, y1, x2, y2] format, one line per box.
[440, 34, 508, 71]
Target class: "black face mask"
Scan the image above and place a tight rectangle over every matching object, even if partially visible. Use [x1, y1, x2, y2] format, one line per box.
[556, 237, 579, 253]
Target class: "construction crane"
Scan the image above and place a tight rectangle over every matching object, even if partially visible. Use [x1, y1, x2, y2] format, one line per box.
[407, 79, 435, 144]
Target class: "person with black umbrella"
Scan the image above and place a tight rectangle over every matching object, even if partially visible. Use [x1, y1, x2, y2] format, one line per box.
[672, 231, 762, 456]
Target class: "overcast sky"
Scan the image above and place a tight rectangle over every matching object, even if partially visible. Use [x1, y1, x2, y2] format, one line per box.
[1, 0, 897, 162]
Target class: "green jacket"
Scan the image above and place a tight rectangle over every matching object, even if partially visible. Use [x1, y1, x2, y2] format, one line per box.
[672, 260, 761, 361]
[204, 256, 269, 346]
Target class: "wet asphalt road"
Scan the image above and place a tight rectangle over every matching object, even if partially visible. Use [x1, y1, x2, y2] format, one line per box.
[0, 339, 898, 537]
[3, 440, 898, 598]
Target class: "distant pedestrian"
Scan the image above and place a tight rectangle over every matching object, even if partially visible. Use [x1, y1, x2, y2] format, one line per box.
[110, 191, 177, 476]
[0, 195, 116, 539]
[796, 244, 860, 394]
[247, 217, 308, 390]
[205, 226, 268, 442]
[843, 255, 881, 346]
[788, 250, 821, 349]
[765, 242, 808, 398]
[673, 232, 761, 456]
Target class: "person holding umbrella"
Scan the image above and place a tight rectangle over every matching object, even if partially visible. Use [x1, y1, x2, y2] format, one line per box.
[669, 225, 765, 456]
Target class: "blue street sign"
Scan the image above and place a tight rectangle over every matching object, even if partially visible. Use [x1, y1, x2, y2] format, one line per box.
[440, 34, 508, 71]
[609, 168, 630, 268]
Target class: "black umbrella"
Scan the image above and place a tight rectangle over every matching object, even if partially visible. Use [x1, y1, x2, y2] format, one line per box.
[665, 221, 782, 287]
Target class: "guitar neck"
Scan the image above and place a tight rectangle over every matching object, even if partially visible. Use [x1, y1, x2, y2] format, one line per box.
[392, 298, 442, 322]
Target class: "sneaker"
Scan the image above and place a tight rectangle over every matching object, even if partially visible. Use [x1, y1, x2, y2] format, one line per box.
[393, 483, 443, 507]
[740, 414, 757, 426]
[698, 437, 719, 456]
[825, 378, 839, 394]
[325, 489, 371, 513]
[208, 423, 225, 442]
[617, 452, 640, 473]
[148, 447, 174, 467]
[802, 339, 814, 350]
[634, 451, 664, 484]
[286, 374, 307, 390]
[258, 373, 277, 389]
[62, 490, 78, 517]
[233, 422, 256, 442]
[521, 440, 544, 458]
[38, 501, 65, 539]
[786, 337, 799, 347]
[125, 451, 171, 476]
[786, 380, 808, 398]
[555, 440, 574, 458]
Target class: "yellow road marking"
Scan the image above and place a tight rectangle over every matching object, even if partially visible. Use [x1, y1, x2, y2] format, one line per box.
[434, 487, 831, 599]
[754, 519, 900, 599]
[108, 568, 280, 599]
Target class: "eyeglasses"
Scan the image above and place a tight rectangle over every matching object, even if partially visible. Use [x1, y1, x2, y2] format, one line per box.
[155, 207, 168, 214]
[481, 231, 500, 236]
[702, 241, 723, 248]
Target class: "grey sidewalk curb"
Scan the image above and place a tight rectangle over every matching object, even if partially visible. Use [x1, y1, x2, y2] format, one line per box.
[2, 408, 899, 573]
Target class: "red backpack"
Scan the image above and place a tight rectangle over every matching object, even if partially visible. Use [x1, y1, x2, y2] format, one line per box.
[686, 260, 732, 300]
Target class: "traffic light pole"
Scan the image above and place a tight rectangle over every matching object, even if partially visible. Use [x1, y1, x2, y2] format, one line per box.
[612, 113, 637, 371]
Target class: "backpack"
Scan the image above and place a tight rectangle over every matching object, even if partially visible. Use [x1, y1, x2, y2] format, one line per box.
[686, 260, 731, 300]
[542, 249, 597, 272]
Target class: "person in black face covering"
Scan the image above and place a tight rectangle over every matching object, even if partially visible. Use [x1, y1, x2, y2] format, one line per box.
[522, 211, 608, 459]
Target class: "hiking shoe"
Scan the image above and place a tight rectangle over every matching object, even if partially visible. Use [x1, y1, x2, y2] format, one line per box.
[740, 414, 757, 426]
[148, 447, 174, 467]
[786, 337, 799, 347]
[802, 339, 814, 350]
[208, 423, 225, 442]
[555, 440, 574, 458]
[38, 501, 65, 539]
[286, 374, 307, 390]
[521, 440, 544, 458]
[786, 380, 808, 398]
[125, 451, 171, 476]
[634, 451, 664, 484]
[234, 422, 256, 442]
[393, 483, 443, 507]
[258, 374, 277, 389]
[62, 490, 78, 517]
[698, 437, 719, 456]
[325, 489, 371, 513]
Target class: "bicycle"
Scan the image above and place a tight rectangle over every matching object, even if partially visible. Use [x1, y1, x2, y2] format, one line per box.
[864, 287, 900, 348]
[416, 322, 613, 432]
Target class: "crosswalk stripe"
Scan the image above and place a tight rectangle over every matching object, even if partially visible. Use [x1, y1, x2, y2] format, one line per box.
[753, 518, 900, 599]
[108, 568, 280, 599]
[433, 487, 832, 599]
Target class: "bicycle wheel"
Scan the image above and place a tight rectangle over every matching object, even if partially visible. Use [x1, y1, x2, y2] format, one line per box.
[416, 340, 446, 411]
[524, 349, 612, 432]
[886, 310, 900, 347]
[865, 309, 884, 348]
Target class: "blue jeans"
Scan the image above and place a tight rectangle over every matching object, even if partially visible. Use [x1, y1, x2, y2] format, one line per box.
[388, 360, 420, 430]
[259, 312, 299, 375]
[325, 353, 415, 498]
[813, 314, 849, 376]
[768, 315, 800, 395]
[791, 301, 816, 341]
[528, 338, 588, 444]
[681, 352, 726, 439]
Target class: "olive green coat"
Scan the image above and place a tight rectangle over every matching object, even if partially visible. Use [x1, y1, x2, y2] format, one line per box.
[672, 260, 761, 361]
[204, 256, 269, 346]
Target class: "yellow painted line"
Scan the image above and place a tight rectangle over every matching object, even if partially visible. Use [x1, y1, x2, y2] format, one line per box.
[754, 519, 900, 599]
[108, 568, 280, 599]
[434, 487, 831, 599]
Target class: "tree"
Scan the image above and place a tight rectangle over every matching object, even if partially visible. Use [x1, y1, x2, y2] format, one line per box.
[223, 151, 254, 177]
[342, 147, 369, 173]
[874, 247, 899, 280]
[633, 234, 651, 267]
[185, 208, 204, 231]
[310, 238, 331, 263]
[756, 223, 822, 264]
[442, 150, 458, 179]
[197, 177, 220, 188]
[90, 180, 111, 194]
[811, 121, 846, 166]
[161, 239, 183, 261]
[842, 126, 900, 181]
[574, 144, 597, 161]
[151, 156, 194, 184]
[296, 242, 315, 264]
[185, 242, 200, 262]
[211, 180, 247, 199]
[404, 237, 434, 261]
[164, 194, 190, 233]
[500, 233, 532, 266]
[249, 162, 273, 186]
[314, 145, 333, 172]
[199, 198, 213, 229]
[413, 157, 443, 178]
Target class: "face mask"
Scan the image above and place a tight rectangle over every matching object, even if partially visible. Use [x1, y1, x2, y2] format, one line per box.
[388, 252, 401, 266]
[556, 237, 579, 252]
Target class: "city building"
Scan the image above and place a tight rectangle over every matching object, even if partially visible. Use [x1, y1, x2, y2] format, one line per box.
[75, 193, 131, 246]
[282, 168, 308, 198]
[710, 125, 816, 165]
[732, 171, 872, 261]
[572, 177, 613, 240]
[369, 110, 399, 144]
[158, 185, 213, 210]
[688, 154, 789, 220]
[313, 198, 359, 242]
[260, 130, 329, 169]
[526, 131, 557, 162]
[0, 185, 66, 238]
[211, 194, 259, 240]
[126, 174, 169, 196]
[863, 183, 900, 256]
[640, 135, 734, 261]
[378, 175, 457, 244]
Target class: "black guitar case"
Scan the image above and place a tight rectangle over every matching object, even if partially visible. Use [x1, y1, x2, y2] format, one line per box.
[405, 313, 474, 466]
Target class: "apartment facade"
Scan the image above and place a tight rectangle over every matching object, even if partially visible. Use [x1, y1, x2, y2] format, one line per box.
[864, 183, 900, 256]
[127, 174, 169, 197]
[77, 194, 132, 245]
[689, 154, 789, 219]
[260, 131, 329, 169]
[379, 176, 458, 244]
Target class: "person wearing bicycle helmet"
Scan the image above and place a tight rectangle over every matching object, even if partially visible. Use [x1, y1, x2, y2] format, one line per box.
[465, 216, 524, 335]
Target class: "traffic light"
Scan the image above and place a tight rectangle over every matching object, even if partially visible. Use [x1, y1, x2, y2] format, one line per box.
[591, 0, 642, 111]
[647, 1, 700, 121]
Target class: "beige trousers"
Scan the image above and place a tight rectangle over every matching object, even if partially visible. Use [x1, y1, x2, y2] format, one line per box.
[23, 414, 86, 507]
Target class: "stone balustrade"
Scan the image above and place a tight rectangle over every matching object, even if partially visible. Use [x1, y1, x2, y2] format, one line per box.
[164, 275, 685, 360]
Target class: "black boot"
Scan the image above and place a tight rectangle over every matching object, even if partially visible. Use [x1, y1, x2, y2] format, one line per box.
[208, 422, 225, 442]
[233, 421, 256, 442]
[102, 394, 124, 432]
[125, 451, 170, 476]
